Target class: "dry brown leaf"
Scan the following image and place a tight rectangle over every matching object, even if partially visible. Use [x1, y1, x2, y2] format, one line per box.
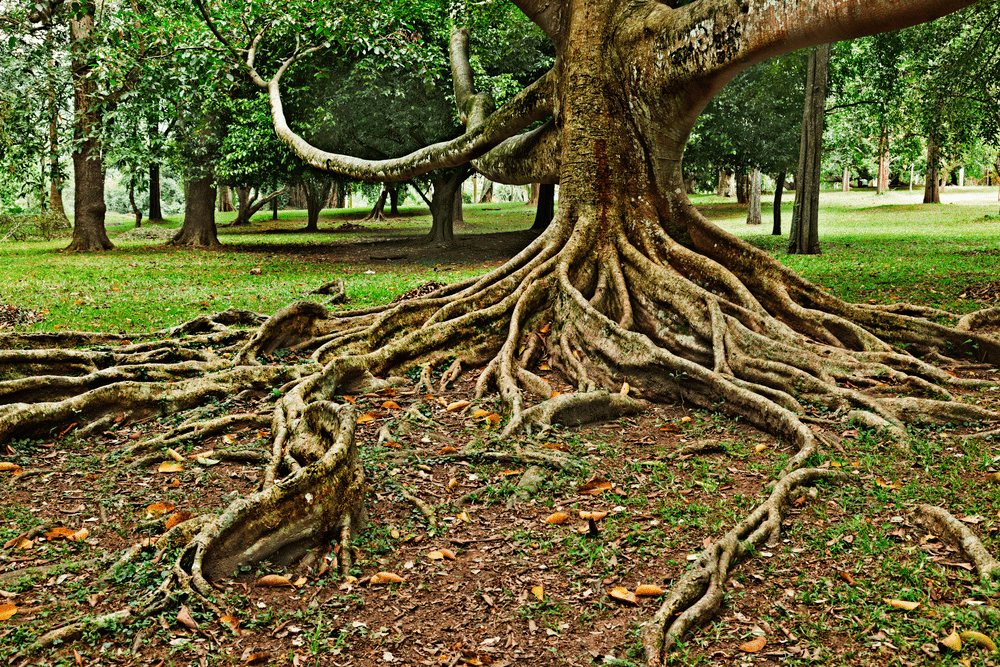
[544, 512, 570, 525]
[838, 570, 856, 586]
[578, 475, 613, 496]
[537, 363, 551, 371]
[257, 574, 293, 588]
[0, 602, 17, 621]
[427, 550, 446, 560]
[45, 526, 78, 541]
[73, 649, 82, 667]
[459, 652, 485, 666]
[341, 395, 356, 404]
[959, 630, 998, 651]
[680, 416, 692, 424]
[446, 400, 472, 412]
[244, 652, 271, 666]
[146, 502, 176, 515]
[754, 444, 768, 454]
[579, 510, 609, 521]
[293, 576, 307, 586]
[356, 413, 376, 424]
[738, 636, 767, 652]
[541, 442, 568, 451]
[531, 585, 544, 601]
[635, 584, 664, 597]
[620, 381, 630, 395]
[498, 469, 521, 477]
[941, 631, 963, 652]
[165, 511, 194, 531]
[220, 614, 241, 635]
[876, 478, 901, 490]
[71, 527, 89, 542]
[659, 423, 681, 433]
[608, 587, 637, 605]
[884, 598, 921, 611]
[484, 413, 502, 427]
[457, 510, 472, 523]
[167, 448, 185, 462]
[471, 409, 491, 418]
[984, 472, 1000, 483]
[370, 572, 406, 585]
[446, 478, 459, 491]
[439, 446, 459, 454]
[381, 401, 401, 410]
[177, 604, 200, 630]
[157, 461, 184, 473]
[438, 548, 456, 560]
[540, 322, 551, 334]
[0, 462, 22, 474]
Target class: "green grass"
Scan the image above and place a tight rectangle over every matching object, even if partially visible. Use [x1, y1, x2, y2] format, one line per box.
[2, 187, 998, 332]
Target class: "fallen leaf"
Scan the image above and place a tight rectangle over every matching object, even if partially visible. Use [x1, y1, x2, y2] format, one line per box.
[293, 576, 307, 586]
[457, 510, 472, 523]
[220, 614, 241, 635]
[342, 395, 356, 404]
[438, 548, 456, 560]
[635, 584, 664, 596]
[531, 585, 544, 601]
[620, 381, 630, 396]
[754, 444, 768, 454]
[838, 570, 856, 586]
[73, 649, 82, 667]
[446, 478, 459, 491]
[244, 652, 271, 666]
[471, 409, 491, 418]
[146, 502, 176, 515]
[356, 413, 376, 424]
[439, 446, 458, 454]
[71, 527, 90, 541]
[370, 572, 406, 585]
[158, 461, 184, 473]
[738, 636, 767, 652]
[0, 462, 23, 474]
[427, 550, 446, 560]
[941, 631, 963, 652]
[45, 527, 78, 541]
[0, 603, 17, 620]
[608, 587, 637, 605]
[538, 363, 551, 371]
[659, 423, 681, 433]
[959, 630, 997, 651]
[167, 448, 185, 462]
[177, 604, 200, 630]
[540, 322, 551, 334]
[541, 442, 568, 451]
[579, 510, 609, 521]
[196, 456, 220, 466]
[381, 401, 401, 410]
[446, 401, 472, 412]
[484, 413, 502, 427]
[257, 574, 293, 588]
[578, 475, 613, 496]
[884, 598, 921, 611]
[544, 512, 569, 525]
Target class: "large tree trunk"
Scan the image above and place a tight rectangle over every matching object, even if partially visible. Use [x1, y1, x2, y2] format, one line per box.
[302, 177, 333, 232]
[170, 176, 220, 248]
[841, 165, 850, 193]
[387, 183, 402, 216]
[772, 171, 786, 235]
[46, 38, 68, 221]
[924, 134, 941, 204]
[746, 168, 762, 224]
[735, 171, 749, 204]
[787, 43, 831, 255]
[364, 185, 390, 221]
[527, 182, 540, 205]
[426, 170, 467, 246]
[65, 2, 112, 252]
[217, 186, 235, 212]
[148, 162, 164, 222]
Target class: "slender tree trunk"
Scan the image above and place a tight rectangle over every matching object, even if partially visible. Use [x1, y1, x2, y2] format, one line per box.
[788, 43, 831, 255]
[335, 184, 346, 208]
[452, 187, 464, 223]
[530, 183, 556, 233]
[365, 185, 389, 220]
[841, 166, 850, 193]
[217, 186, 235, 212]
[716, 169, 728, 197]
[387, 184, 402, 216]
[923, 135, 941, 204]
[302, 178, 333, 232]
[230, 186, 253, 226]
[46, 36, 67, 221]
[875, 132, 889, 195]
[148, 162, 164, 222]
[66, 2, 112, 251]
[128, 177, 142, 228]
[746, 168, 762, 225]
[772, 171, 786, 235]
[170, 176, 220, 248]
[527, 182, 540, 206]
[735, 172, 749, 205]
[272, 194, 279, 220]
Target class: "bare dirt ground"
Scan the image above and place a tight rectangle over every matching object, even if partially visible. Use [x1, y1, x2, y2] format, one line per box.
[3, 229, 1000, 667]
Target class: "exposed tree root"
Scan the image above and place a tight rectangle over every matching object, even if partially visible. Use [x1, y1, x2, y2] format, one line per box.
[643, 468, 849, 664]
[400, 490, 440, 531]
[912, 504, 1000, 579]
[123, 413, 272, 458]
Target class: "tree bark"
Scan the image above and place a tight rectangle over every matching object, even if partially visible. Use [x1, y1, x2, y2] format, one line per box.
[47, 37, 67, 221]
[65, 2, 112, 252]
[875, 131, 890, 195]
[148, 162, 164, 222]
[452, 185, 464, 223]
[426, 170, 467, 246]
[527, 182, 540, 206]
[302, 177, 333, 232]
[746, 168, 762, 225]
[387, 183, 402, 216]
[128, 177, 142, 228]
[735, 172, 749, 204]
[841, 165, 850, 193]
[170, 176, 220, 248]
[772, 171, 786, 235]
[530, 182, 556, 232]
[365, 185, 390, 220]
[217, 186, 235, 212]
[788, 43, 831, 255]
[924, 134, 941, 204]
[478, 179, 493, 203]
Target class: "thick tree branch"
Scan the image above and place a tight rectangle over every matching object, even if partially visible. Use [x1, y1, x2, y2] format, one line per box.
[474, 119, 560, 185]
[509, 0, 565, 47]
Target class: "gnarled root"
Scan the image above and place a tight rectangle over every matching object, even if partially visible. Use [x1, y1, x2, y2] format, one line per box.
[643, 467, 849, 664]
[912, 504, 1000, 580]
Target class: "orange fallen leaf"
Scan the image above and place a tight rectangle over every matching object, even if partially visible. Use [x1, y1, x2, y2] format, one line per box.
[146, 502, 176, 515]
[498, 469, 521, 477]
[876, 478, 901, 490]
[541, 442, 568, 451]
[754, 444, 768, 454]
[579, 510, 609, 521]
[659, 423, 681, 433]
[620, 381, 630, 395]
[838, 570, 856, 586]
[883, 598, 921, 611]
[439, 446, 458, 454]
[0, 603, 17, 620]
[446, 401, 472, 412]
[738, 636, 767, 652]
[71, 527, 89, 541]
[165, 511, 194, 531]
[635, 584, 664, 596]
[446, 478, 459, 491]
[537, 363, 551, 371]
[157, 461, 184, 473]
[220, 614, 242, 635]
[73, 649, 82, 667]
[484, 413, 502, 427]
[341, 395, 356, 404]
[531, 585, 544, 601]
[680, 416, 692, 424]
[167, 478, 181, 488]
[471, 409, 491, 418]
[257, 574, 293, 587]
[540, 322, 551, 334]
[428, 549, 457, 561]
[578, 475, 613, 496]
[457, 510, 472, 523]
[167, 448, 185, 462]
[0, 462, 22, 474]
[356, 413, 376, 424]
[544, 512, 570, 525]
[381, 401, 401, 410]
[609, 587, 637, 605]
[370, 572, 406, 585]
[45, 527, 78, 541]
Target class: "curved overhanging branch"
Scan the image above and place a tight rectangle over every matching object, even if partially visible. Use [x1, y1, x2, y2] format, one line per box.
[247, 31, 556, 183]
[474, 119, 561, 185]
